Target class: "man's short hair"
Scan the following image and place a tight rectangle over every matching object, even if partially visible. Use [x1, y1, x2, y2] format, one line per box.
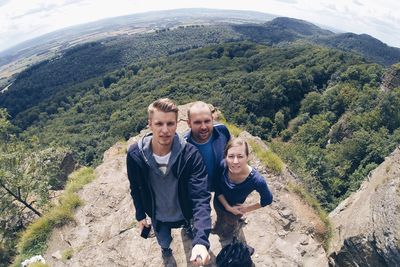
[187, 101, 213, 119]
[148, 98, 179, 120]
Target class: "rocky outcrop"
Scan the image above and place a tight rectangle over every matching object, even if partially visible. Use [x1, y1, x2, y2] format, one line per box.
[381, 64, 400, 92]
[52, 152, 76, 190]
[43, 104, 328, 266]
[328, 147, 400, 266]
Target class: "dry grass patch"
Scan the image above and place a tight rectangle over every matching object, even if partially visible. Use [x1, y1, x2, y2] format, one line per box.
[248, 140, 284, 174]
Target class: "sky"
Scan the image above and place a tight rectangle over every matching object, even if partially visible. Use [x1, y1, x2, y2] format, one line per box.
[0, 0, 400, 53]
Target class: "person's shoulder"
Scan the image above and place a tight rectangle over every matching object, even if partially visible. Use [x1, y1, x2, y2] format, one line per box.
[213, 123, 230, 138]
[214, 123, 228, 131]
[183, 129, 191, 140]
[127, 142, 138, 152]
[181, 143, 204, 166]
[127, 142, 140, 157]
[250, 168, 268, 183]
[218, 160, 227, 172]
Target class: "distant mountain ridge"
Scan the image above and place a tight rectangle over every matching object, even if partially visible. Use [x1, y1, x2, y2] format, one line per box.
[0, 8, 276, 91]
[315, 32, 400, 66]
[1, 10, 400, 129]
[233, 17, 400, 66]
[231, 17, 332, 45]
[1, 8, 399, 72]
[266, 17, 334, 37]
[0, 8, 275, 66]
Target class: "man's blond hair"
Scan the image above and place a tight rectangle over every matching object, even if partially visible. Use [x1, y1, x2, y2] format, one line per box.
[148, 98, 179, 121]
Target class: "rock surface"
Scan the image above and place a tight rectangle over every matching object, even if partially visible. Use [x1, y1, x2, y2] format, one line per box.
[44, 104, 328, 266]
[328, 147, 400, 266]
[380, 64, 400, 92]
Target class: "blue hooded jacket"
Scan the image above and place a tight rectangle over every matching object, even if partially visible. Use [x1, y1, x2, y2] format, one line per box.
[184, 123, 231, 191]
[126, 133, 211, 248]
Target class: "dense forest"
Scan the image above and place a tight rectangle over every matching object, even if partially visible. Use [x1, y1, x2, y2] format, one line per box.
[16, 41, 400, 210]
[2, 18, 400, 130]
[1, 18, 400, 264]
[0, 25, 242, 128]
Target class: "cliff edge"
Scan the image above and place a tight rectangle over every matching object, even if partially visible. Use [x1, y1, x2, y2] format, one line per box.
[328, 146, 400, 266]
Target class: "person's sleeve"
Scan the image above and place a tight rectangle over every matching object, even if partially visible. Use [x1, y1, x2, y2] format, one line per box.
[126, 152, 146, 221]
[188, 150, 211, 249]
[221, 124, 231, 141]
[183, 129, 190, 141]
[214, 160, 225, 197]
[225, 126, 231, 141]
[255, 174, 273, 207]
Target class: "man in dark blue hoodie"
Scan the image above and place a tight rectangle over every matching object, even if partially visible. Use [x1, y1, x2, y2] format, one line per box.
[126, 98, 211, 266]
[184, 101, 231, 192]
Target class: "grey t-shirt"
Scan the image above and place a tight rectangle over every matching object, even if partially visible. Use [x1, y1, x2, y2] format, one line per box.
[149, 152, 185, 222]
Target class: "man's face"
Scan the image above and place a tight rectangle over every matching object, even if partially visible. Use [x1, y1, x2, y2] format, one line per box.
[188, 107, 213, 144]
[149, 109, 177, 148]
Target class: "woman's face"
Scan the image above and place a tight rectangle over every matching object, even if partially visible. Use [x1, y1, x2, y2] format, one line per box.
[225, 143, 248, 175]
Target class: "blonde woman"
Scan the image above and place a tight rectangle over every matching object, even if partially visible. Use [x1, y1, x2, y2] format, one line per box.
[212, 138, 273, 238]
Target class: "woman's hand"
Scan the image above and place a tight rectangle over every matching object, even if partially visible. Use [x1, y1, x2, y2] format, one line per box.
[236, 203, 261, 214]
[227, 205, 244, 216]
[235, 204, 249, 214]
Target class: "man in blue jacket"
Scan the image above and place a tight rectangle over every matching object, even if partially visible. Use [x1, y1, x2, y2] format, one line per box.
[126, 98, 211, 266]
[184, 101, 231, 192]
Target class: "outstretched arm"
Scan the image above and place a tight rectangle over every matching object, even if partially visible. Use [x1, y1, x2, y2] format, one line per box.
[235, 171, 273, 214]
[236, 202, 261, 214]
[187, 149, 211, 265]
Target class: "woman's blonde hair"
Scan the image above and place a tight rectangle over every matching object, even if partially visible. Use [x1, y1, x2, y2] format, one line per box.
[224, 137, 249, 157]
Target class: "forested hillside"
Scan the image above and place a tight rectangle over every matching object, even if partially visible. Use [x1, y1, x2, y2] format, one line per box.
[15, 41, 398, 210]
[0, 25, 242, 128]
[1, 14, 400, 265]
[315, 32, 400, 66]
[2, 17, 400, 131]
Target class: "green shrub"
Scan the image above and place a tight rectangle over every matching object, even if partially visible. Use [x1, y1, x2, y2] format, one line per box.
[218, 114, 243, 137]
[65, 167, 96, 193]
[13, 167, 95, 266]
[17, 218, 53, 256]
[62, 248, 74, 262]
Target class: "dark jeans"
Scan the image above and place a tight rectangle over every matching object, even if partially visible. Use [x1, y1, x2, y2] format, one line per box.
[213, 199, 242, 238]
[155, 222, 173, 249]
[154, 219, 188, 249]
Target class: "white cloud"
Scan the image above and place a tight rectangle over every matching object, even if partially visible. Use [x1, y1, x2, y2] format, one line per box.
[274, 0, 297, 4]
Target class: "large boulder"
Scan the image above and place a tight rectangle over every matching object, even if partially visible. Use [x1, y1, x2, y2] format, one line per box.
[380, 64, 400, 92]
